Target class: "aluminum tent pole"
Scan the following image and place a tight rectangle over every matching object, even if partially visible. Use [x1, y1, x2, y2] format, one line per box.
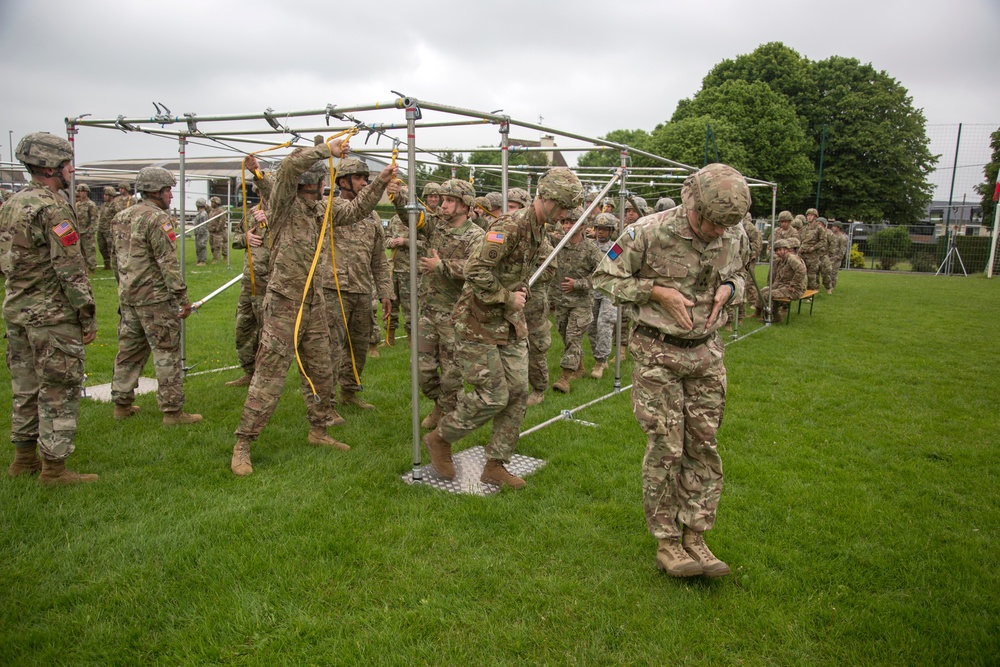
[613, 151, 628, 388]
[405, 100, 422, 480]
[66, 123, 77, 214]
[226, 177, 232, 271]
[500, 118, 510, 210]
[766, 184, 776, 321]
[178, 134, 187, 375]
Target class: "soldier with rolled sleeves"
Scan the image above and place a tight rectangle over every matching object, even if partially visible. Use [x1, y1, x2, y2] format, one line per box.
[1, 132, 98, 485]
[423, 167, 583, 490]
[587, 213, 619, 379]
[594, 163, 750, 578]
[193, 198, 209, 265]
[415, 179, 485, 430]
[207, 196, 228, 263]
[74, 184, 99, 273]
[757, 238, 806, 321]
[231, 138, 363, 476]
[97, 185, 118, 270]
[111, 167, 201, 425]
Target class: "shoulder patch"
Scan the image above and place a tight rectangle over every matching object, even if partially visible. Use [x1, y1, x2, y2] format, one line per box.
[486, 231, 505, 244]
[627, 227, 635, 240]
[607, 243, 623, 260]
[52, 220, 79, 246]
[162, 221, 177, 242]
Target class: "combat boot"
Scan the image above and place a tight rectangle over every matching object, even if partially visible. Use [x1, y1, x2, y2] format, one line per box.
[552, 368, 572, 393]
[682, 528, 731, 577]
[480, 459, 526, 490]
[8, 445, 42, 477]
[526, 390, 545, 406]
[826, 288, 833, 295]
[225, 374, 252, 387]
[572, 359, 586, 379]
[341, 391, 375, 410]
[307, 427, 350, 451]
[422, 429, 455, 479]
[163, 411, 203, 425]
[590, 361, 607, 380]
[38, 458, 99, 486]
[368, 343, 380, 359]
[656, 538, 703, 577]
[231, 439, 252, 477]
[421, 403, 443, 430]
[103, 261, 111, 270]
[113, 404, 141, 420]
[329, 409, 346, 427]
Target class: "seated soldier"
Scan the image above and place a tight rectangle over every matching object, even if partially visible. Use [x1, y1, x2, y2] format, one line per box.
[756, 238, 806, 322]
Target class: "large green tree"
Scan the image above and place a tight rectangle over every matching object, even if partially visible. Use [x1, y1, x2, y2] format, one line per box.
[974, 127, 1000, 229]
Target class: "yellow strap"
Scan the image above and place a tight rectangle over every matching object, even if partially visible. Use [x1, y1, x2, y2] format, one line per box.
[240, 140, 292, 296]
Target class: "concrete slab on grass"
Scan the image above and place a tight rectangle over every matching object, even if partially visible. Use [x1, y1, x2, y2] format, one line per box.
[402, 445, 546, 496]
[83, 377, 158, 403]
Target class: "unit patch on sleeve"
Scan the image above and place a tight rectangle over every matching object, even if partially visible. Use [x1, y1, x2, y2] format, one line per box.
[162, 221, 177, 242]
[52, 220, 79, 246]
[486, 231, 505, 244]
[607, 242, 623, 260]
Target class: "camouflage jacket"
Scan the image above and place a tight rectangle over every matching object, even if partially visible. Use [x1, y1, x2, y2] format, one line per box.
[319, 202, 391, 299]
[769, 253, 807, 298]
[207, 204, 227, 233]
[593, 205, 746, 338]
[75, 199, 100, 236]
[114, 199, 187, 307]
[830, 232, 849, 265]
[98, 196, 117, 233]
[742, 218, 763, 269]
[387, 200, 435, 274]
[799, 221, 826, 256]
[591, 237, 616, 301]
[421, 217, 485, 314]
[193, 209, 208, 232]
[548, 236, 600, 309]
[232, 175, 274, 293]
[453, 205, 554, 345]
[0, 183, 95, 334]
[772, 225, 799, 245]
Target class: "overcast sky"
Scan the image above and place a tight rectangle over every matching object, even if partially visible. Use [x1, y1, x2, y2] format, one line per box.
[1, 0, 997, 201]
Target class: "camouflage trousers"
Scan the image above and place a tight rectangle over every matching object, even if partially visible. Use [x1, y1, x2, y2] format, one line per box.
[756, 285, 804, 319]
[630, 331, 726, 540]
[235, 291, 336, 441]
[588, 296, 618, 362]
[210, 230, 228, 262]
[554, 302, 593, 371]
[370, 297, 382, 345]
[524, 292, 551, 393]
[738, 267, 760, 318]
[98, 228, 113, 267]
[234, 283, 265, 376]
[324, 290, 372, 394]
[801, 252, 824, 291]
[821, 256, 840, 289]
[438, 337, 529, 462]
[417, 307, 461, 413]
[5, 321, 84, 461]
[112, 302, 185, 413]
[194, 226, 209, 264]
[79, 231, 97, 272]
[388, 272, 413, 335]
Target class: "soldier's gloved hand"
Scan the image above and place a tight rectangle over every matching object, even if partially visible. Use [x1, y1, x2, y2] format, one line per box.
[651, 286, 694, 330]
[510, 288, 527, 312]
[706, 283, 735, 329]
[178, 303, 193, 319]
[378, 164, 399, 184]
[247, 230, 263, 248]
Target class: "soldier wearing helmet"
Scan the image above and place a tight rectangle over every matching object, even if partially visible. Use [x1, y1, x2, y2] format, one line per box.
[74, 184, 100, 272]
[414, 178, 485, 430]
[756, 237, 806, 321]
[384, 182, 433, 345]
[654, 197, 676, 213]
[772, 210, 799, 249]
[97, 185, 119, 270]
[1, 131, 98, 485]
[421, 181, 442, 213]
[798, 208, 827, 291]
[586, 212, 621, 379]
[424, 167, 583, 490]
[206, 195, 227, 263]
[109, 166, 201, 427]
[506, 187, 530, 212]
[623, 197, 642, 226]
[594, 163, 751, 579]
[192, 197, 210, 265]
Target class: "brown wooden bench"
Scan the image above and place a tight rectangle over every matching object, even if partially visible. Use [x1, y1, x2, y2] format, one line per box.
[771, 289, 819, 324]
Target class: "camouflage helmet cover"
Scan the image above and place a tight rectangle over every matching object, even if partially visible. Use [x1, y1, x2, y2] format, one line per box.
[298, 161, 328, 186]
[421, 182, 442, 197]
[439, 178, 476, 208]
[773, 238, 793, 249]
[506, 187, 530, 209]
[680, 163, 751, 228]
[634, 195, 649, 213]
[817, 216, 828, 224]
[210, 196, 221, 205]
[654, 197, 676, 212]
[336, 157, 369, 180]
[806, 208, 819, 217]
[778, 210, 793, 222]
[103, 186, 117, 197]
[536, 167, 583, 209]
[196, 198, 207, 208]
[117, 181, 131, 191]
[594, 212, 618, 229]
[135, 167, 176, 193]
[600, 197, 616, 212]
[473, 196, 492, 211]
[76, 183, 90, 193]
[16, 132, 73, 169]
[485, 191, 503, 211]
[788, 237, 801, 249]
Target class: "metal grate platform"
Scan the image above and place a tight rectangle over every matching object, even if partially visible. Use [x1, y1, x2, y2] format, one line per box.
[402, 445, 546, 496]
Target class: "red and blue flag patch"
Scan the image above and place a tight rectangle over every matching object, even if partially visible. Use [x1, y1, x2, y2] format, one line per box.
[607, 242, 623, 260]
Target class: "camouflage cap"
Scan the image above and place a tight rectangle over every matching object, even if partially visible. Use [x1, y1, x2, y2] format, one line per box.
[16, 132, 73, 169]
[485, 191, 503, 211]
[654, 197, 676, 212]
[421, 182, 442, 197]
[135, 167, 176, 193]
[336, 157, 369, 180]
[536, 167, 583, 209]
[778, 210, 793, 222]
[118, 181, 131, 191]
[196, 198, 207, 208]
[594, 212, 618, 229]
[103, 186, 117, 197]
[76, 183, 91, 193]
[440, 178, 476, 208]
[681, 163, 751, 228]
[507, 187, 530, 209]
[806, 208, 818, 217]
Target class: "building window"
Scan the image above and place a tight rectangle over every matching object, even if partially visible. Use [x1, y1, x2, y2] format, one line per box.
[965, 226, 980, 236]
[929, 209, 944, 223]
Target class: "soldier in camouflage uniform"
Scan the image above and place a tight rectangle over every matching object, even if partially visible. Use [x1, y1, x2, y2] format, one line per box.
[594, 163, 750, 578]
[110, 167, 201, 426]
[423, 167, 583, 490]
[74, 184, 99, 273]
[1, 132, 98, 485]
[654, 197, 677, 213]
[549, 210, 601, 393]
[623, 197, 642, 227]
[385, 184, 435, 343]
[321, 157, 393, 411]
[824, 222, 849, 293]
[757, 238, 807, 320]
[415, 179, 485, 430]
[97, 185, 119, 270]
[771, 210, 799, 247]
[422, 181, 442, 215]
[231, 139, 366, 476]
[193, 198, 209, 265]
[207, 196, 228, 263]
[798, 209, 827, 290]
[792, 213, 806, 231]
[736, 213, 762, 319]
[587, 213, 619, 379]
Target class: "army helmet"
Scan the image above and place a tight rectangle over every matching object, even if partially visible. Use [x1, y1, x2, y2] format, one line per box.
[118, 181, 131, 192]
[439, 178, 476, 208]
[594, 212, 618, 229]
[16, 132, 74, 169]
[778, 210, 793, 222]
[680, 163, 751, 228]
[473, 196, 492, 212]
[633, 195, 649, 214]
[792, 214, 806, 229]
[507, 187, 531, 209]
[788, 237, 801, 249]
[654, 197, 677, 212]
[421, 181, 442, 198]
[536, 168, 584, 209]
[485, 191, 504, 211]
[76, 183, 91, 193]
[336, 157, 369, 180]
[135, 167, 176, 193]
[806, 207, 819, 217]
[209, 196, 221, 206]
[195, 198, 207, 208]
[773, 238, 793, 249]
[103, 186, 117, 197]
[622, 198, 636, 211]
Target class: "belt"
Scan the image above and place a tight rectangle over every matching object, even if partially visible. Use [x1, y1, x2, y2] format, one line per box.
[633, 325, 711, 349]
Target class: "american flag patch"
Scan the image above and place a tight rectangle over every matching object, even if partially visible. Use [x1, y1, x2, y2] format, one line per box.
[486, 231, 505, 244]
[52, 220, 79, 246]
[162, 222, 176, 242]
[607, 242, 623, 260]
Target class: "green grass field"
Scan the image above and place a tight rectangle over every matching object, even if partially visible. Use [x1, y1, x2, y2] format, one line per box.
[2, 242, 999, 665]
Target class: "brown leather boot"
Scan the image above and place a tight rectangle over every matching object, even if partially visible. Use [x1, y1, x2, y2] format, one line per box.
[225, 374, 252, 387]
[367, 343, 380, 359]
[552, 368, 572, 393]
[526, 390, 545, 406]
[163, 411, 203, 425]
[307, 427, 350, 451]
[113, 404, 141, 420]
[656, 538, 703, 577]
[329, 409, 346, 427]
[572, 359, 586, 379]
[682, 528, 731, 577]
[8, 445, 42, 477]
[422, 429, 455, 479]
[231, 439, 253, 476]
[589, 361, 607, 379]
[341, 391, 375, 410]
[38, 458, 98, 486]
[421, 403, 443, 430]
[480, 459, 526, 489]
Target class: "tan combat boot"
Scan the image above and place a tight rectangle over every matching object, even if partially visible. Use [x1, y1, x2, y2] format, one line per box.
[590, 361, 607, 379]
[367, 343, 380, 359]
[38, 458, 99, 486]
[231, 439, 253, 477]
[225, 374, 252, 387]
[421, 403, 443, 430]
[526, 390, 545, 407]
[341, 391, 375, 410]
[8, 445, 42, 477]
[572, 359, 586, 379]
[163, 411, 203, 425]
[422, 429, 455, 479]
[113, 404, 141, 420]
[552, 368, 572, 393]
[682, 528, 731, 577]
[480, 459, 526, 490]
[307, 427, 350, 451]
[656, 538, 703, 577]
[329, 409, 346, 427]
